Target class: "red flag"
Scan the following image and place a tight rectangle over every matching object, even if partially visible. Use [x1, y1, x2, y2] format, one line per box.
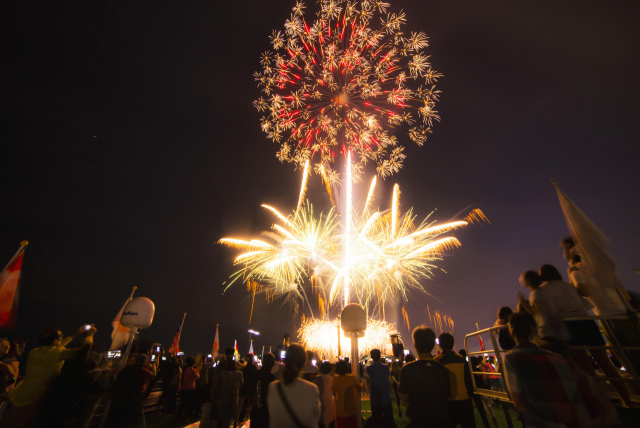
[212, 324, 220, 360]
[0, 250, 26, 330]
[475, 323, 485, 351]
[169, 314, 186, 355]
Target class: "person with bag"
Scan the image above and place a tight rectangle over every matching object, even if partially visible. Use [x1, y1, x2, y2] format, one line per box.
[267, 343, 321, 428]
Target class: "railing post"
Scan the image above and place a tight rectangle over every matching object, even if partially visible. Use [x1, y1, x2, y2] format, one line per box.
[601, 317, 640, 383]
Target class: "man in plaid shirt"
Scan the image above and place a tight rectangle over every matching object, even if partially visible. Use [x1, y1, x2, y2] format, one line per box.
[503, 313, 594, 428]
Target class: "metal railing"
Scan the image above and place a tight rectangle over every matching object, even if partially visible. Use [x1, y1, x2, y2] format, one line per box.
[464, 314, 640, 409]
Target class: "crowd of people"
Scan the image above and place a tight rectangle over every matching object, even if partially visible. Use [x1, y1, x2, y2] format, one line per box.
[0, 234, 639, 428]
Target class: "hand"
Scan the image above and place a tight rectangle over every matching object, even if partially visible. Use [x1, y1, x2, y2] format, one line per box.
[515, 291, 525, 302]
[86, 325, 97, 336]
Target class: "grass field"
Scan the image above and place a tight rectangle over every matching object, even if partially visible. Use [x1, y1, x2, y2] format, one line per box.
[132, 398, 524, 428]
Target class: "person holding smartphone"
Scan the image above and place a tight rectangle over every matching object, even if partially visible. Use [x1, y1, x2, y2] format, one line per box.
[3, 325, 96, 428]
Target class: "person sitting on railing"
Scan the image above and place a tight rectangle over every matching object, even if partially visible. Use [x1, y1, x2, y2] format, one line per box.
[568, 252, 640, 384]
[517, 270, 569, 341]
[538, 264, 632, 407]
[494, 307, 516, 351]
[535, 336, 623, 428]
[503, 313, 595, 428]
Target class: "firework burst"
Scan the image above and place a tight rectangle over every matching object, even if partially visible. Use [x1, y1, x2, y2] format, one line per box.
[218, 168, 487, 316]
[298, 317, 398, 359]
[254, 0, 442, 184]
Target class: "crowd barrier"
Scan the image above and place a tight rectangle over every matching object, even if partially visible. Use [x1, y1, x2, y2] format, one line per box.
[464, 314, 640, 427]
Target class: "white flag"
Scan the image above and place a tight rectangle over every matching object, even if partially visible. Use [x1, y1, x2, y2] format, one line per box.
[212, 324, 220, 360]
[109, 288, 136, 351]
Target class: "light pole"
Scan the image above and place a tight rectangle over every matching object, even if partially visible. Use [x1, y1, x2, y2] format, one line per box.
[248, 329, 260, 353]
[341, 304, 366, 428]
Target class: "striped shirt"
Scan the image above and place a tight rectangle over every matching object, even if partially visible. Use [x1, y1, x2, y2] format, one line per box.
[541, 280, 591, 318]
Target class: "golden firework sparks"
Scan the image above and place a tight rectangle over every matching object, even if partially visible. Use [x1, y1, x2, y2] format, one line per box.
[298, 317, 398, 360]
[218, 163, 487, 315]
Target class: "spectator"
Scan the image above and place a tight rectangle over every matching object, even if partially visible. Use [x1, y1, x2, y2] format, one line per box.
[32, 336, 97, 428]
[517, 270, 568, 340]
[238, 353, 258, 423]
[268, 343, 320, 427]
[535, 336, 621, 428]
[1, 340, 25, 393]
[515, 301, 537, 338]
[105, 353, 157, 427]
[313, 361, 335, 428]
[568, 253, 640, 382]
[539, 264, 631, 406]
[157, 356, 180, 415]
[398, 325, 451, 427]
[3, 326, 95, 428]
[0, 338, 16, 398]
[494, 307, 516, 351]
[177, 355, 200, 423]
[303, 350, 319, 380]
[251, 352, 277, 428]
[470, 356, 498, 428]
[403, 354, 414, 363]
[212, 348, 243, 428]
[434, 333, 475, 428]
[331, 360, 362, 428]
[272, 350, 285, 381]
[365, 349, 395, 427]
[503, 312, 594, 428]
[389, 358, 402, 418]
[194, 355, 213, 417]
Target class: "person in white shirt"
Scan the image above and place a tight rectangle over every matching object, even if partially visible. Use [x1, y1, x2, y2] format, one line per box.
[267, 343, 320, 428]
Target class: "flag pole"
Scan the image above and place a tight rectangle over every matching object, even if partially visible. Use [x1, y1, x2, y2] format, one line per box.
[178, 313, 187, 351]
[1, 241, 28, 274]
[108, 286, 137, 352]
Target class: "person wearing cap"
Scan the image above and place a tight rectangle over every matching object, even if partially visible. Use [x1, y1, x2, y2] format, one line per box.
[2, 325, 96, 427]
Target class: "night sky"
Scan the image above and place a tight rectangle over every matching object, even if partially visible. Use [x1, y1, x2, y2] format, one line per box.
[2, 0, 639, 357]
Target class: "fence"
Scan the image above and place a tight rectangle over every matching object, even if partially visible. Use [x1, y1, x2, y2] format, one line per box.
[464, 314, 640, 427]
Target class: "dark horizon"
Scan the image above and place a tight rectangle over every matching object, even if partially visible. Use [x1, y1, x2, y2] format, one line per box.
[1, 0, 639, 357]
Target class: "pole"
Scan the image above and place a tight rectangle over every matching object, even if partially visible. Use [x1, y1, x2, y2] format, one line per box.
[1, 241, 28, 273]
[349, 331, 362, 428]
[119, 327, 137, 372]
[337, 324, 341, 361]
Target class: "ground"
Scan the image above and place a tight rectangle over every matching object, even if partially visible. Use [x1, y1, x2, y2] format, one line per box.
[132, 398, 522, 428]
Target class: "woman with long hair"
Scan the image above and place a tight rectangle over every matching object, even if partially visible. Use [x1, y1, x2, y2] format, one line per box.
[267, 343, 321, 427]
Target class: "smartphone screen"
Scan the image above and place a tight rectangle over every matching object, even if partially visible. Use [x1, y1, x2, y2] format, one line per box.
[151, 355, 156, 361]
[83, 324, 91, 331]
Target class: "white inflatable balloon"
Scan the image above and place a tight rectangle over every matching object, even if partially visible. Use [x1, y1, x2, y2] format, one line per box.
[121, 297, 155, 328]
